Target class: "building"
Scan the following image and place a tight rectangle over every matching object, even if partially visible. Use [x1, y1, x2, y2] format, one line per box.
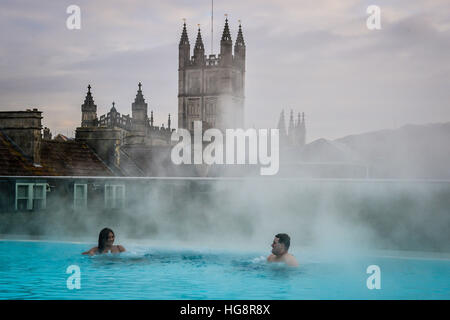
[178, 19, 246, 132]
[74, 18, 247, 177]
[277, 109, 306, 148]
[75, 83, 180, 176]
[0, 109, 117, 213]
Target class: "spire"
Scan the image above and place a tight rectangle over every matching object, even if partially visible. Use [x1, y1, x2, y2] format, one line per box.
[83, 84, 95, 107]
[134, 82, 146, 104]
[287, 109, 296, 145]
[194, 25, 204, 51]
[179, 20, 189, 46]
[221, 16, 232, 42]
[288, 109, 294, 133]
[193, 25, 205, 65]
[81, 84, 97, 127]
[294, 112, 303, 145]
[150, 110, 154, 127]
[234, 20, 246, 69]
[277, 110, 286, 136]
[300, 112, 306, 146]
[235, 21, 245, 46]
[168, 114, 171, 130]
[179, 20, 191, 69]
[220, 15, 233, 66]
[109, 101, 118, 127]
[131, 82, 148, 133]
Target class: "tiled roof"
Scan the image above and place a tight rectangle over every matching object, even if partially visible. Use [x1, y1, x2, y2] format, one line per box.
[53, 134, 69, 142]
[40, 140, 114, 176]
[0, 131, 113, 176]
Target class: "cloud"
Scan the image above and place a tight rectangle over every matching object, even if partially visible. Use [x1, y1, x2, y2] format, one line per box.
[0, 0, 449, 141]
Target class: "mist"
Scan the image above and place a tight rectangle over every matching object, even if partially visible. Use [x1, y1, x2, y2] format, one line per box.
[1, 177, 449, 257]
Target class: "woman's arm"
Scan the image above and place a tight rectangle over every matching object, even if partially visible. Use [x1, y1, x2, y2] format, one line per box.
[82, 247, 97, 255]
[117, 245, 126, 252]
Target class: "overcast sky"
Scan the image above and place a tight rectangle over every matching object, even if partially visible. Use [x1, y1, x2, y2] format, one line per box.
[0, 0, 449, 142]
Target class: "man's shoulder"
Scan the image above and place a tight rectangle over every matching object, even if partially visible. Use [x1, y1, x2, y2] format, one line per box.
[285, 253, 299, 266]
[267, 254, 276, 261]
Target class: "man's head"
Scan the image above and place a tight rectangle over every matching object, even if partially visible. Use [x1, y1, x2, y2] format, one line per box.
[271, 233, 291, 256]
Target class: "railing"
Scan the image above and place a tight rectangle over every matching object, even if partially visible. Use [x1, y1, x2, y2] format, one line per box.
[98, 111, 132, 130]
[97, 111, 175, 136]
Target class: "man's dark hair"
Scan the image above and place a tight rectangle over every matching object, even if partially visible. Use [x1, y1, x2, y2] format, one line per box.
[275, 233, 290, 251]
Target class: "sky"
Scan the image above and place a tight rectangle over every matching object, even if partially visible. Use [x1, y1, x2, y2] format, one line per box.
[0, 0, 449, 142]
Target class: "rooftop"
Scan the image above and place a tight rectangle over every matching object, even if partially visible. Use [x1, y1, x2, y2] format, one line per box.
[0, 131, 113, 176]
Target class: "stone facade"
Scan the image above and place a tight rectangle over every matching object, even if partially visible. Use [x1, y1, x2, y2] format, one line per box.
[73, 19, 248, 176]
[178, 19, 246, 132]
[75, 83, 174, 175]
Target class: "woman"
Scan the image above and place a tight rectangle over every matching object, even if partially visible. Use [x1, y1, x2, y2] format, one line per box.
[82, 227, 126, 255]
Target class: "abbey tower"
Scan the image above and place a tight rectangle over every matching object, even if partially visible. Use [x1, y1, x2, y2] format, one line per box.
[178, 18, 246, 132]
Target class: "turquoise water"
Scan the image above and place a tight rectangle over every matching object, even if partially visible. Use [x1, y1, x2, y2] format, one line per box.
[0, 240, 449, 299]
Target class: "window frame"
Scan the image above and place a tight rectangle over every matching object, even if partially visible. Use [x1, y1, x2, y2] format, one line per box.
[74, 183, 88, 210]
[15, 182, 47, 211]
[104, 184, 125, 209]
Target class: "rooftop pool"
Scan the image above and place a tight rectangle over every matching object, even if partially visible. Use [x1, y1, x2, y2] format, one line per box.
[0, 240, 449, 299]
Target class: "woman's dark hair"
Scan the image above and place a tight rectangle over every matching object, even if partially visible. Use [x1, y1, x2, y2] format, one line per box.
[98, 228, 114, 253]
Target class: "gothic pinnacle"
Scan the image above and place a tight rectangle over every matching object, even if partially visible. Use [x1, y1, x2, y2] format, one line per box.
[81, 84, 97, 127]
[194, 25, 204, 50]
[236, 21, 245, 46]
[134, 82, 145, 104]
[83, 84, 95, 107]
[277, 109, 286, 136]
[179, 20, 190, 46]
[221, 15, 232, 42]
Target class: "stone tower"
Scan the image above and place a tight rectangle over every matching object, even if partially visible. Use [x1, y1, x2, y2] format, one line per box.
[81, 84, 97, 127]
[178, 18, 246, 132]
[278, 109, 307, 147]
[131, 82, 148, 134]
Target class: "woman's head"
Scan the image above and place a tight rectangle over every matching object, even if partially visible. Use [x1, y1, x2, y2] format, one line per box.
[98, 228, 115, 253]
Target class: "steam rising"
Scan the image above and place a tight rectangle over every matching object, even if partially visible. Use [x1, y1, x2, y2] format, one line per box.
[1, 178, 449, 255]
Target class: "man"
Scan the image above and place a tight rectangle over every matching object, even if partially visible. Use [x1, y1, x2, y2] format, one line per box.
[267, 233, 299, 267]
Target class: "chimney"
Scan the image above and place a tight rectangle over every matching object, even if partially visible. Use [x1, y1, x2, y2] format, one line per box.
[43, 127, 52, 140]
[0, 109, 43, 165]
